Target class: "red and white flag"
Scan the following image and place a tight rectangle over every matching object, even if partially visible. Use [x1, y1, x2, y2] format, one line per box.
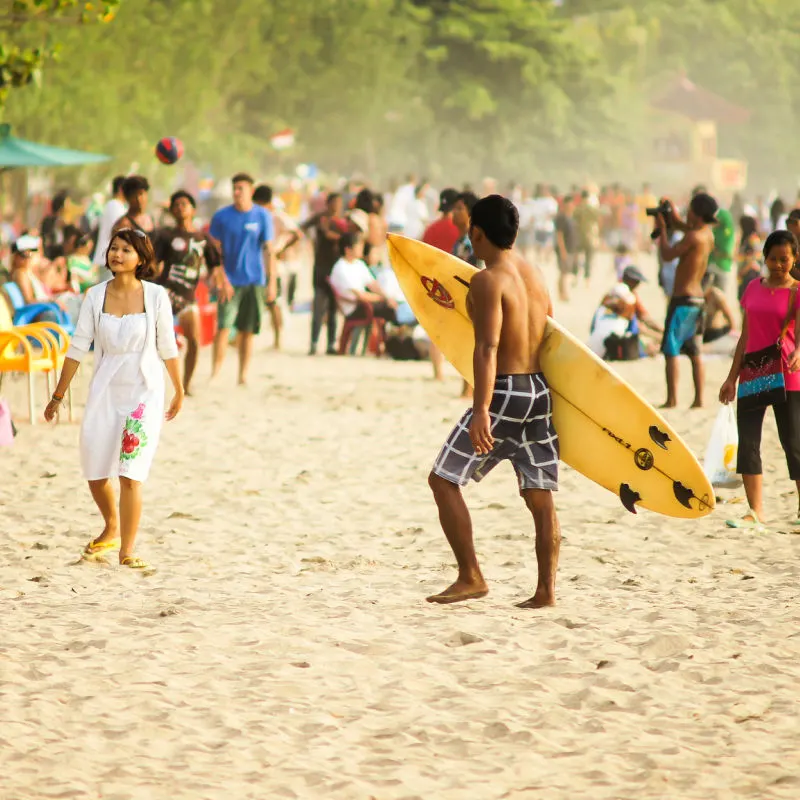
[270, 129, 295, 150]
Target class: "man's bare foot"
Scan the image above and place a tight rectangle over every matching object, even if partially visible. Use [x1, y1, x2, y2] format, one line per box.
[690, 401, 703, 409]
[426, 578, 488, 604]
[515, 587, 555, 609]
[659, 401, 677, 409]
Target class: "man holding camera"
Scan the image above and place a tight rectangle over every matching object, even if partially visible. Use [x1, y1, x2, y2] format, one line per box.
[653, 192, 718, 409]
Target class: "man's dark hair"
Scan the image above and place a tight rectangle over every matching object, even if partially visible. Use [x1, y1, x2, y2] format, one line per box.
[62, 224, 81, 243]
[252, 185, 273, 205]
[690, 192, 718, 225]
[170, 189, 196, 209]
[469, 194, 519, 250]
[106, 227, 157, 280]
[456, 191, 479, 213]
[111, 175, 126, 195]
[327, 192, 341, 206]
[763, 229, 798, 260]
[122, 175, 149, 201]
[339, 231, 358, 252]
[51, 190, 69, 215]
[231, 172, 254, 186]
[355, 188, 375, 214]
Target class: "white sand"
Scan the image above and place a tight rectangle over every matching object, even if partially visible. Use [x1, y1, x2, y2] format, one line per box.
[2, 254, 800, 799]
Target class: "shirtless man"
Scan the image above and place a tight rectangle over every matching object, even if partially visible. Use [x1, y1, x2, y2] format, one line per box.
[112, 175, 155, 236]
[427, 195, 561, 608]
[655, 193, 717, 408]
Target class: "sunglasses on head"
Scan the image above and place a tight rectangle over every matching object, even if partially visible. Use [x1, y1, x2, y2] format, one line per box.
[115, 228, 147, 238]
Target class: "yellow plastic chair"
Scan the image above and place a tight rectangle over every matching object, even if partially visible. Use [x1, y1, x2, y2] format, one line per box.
[0, 292, 73, 423]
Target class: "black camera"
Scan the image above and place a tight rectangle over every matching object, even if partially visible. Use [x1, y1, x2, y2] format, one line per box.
[646, 200, 672, 239]
[646, 200, 671, 219]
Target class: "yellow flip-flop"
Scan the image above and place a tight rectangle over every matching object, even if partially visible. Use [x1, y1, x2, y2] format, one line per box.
[83, 539, 119, 555]
[120, 556, 149, 570]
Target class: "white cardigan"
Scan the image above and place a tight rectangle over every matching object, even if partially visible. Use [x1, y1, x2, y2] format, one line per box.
[66, 280, 179, 391]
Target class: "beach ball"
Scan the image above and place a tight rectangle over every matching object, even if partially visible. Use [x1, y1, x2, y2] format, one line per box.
[155, 137, 184, 165]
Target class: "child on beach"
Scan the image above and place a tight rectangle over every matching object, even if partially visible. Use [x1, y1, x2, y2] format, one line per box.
[720, 230, 800, 530]
[44, 229, 183, 569]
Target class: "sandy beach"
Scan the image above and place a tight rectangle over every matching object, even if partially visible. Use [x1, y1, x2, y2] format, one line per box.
[2, 253, 800, 800]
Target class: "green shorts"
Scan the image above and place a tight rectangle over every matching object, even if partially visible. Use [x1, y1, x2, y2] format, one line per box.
[218, 285, 265, 334]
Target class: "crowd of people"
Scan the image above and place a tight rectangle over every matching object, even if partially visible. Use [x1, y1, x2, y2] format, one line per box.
[4, 170, 800, 580]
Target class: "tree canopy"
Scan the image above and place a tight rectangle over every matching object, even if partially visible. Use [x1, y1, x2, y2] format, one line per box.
[1, 0, 798, 193]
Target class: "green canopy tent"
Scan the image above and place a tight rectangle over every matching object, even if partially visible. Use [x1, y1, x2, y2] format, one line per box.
[0, 123, 111, 170]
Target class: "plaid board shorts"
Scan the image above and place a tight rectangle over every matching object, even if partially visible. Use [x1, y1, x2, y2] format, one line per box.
[433, 373, 559, 492]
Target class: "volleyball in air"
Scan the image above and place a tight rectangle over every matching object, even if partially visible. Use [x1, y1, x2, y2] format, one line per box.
[155, 137, 184, 165]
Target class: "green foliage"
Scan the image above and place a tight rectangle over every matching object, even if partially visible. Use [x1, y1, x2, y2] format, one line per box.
[0, 0, 119, 104]
[2, 0, 799, 191]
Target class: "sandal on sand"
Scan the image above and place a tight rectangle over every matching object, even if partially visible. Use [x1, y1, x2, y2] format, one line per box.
[84, 539, 118, 555]
[726, 510, 766, 531]
[120, 556, 149, 570]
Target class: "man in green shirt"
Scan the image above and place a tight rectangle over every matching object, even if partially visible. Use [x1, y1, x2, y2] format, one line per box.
[707, 206, 735, 292]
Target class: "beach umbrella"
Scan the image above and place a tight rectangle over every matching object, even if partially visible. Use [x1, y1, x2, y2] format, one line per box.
[0, 124, 111, 170]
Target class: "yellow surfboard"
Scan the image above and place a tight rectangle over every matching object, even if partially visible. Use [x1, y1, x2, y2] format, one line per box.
[387, 234, 714, 519]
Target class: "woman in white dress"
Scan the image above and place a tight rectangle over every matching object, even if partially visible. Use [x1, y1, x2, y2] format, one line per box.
[44, 229, 184, 569]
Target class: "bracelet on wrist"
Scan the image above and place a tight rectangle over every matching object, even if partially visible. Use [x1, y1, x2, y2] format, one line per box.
[51, 393, 64, 403]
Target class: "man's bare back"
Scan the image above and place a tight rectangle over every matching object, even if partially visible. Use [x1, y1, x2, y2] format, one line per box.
[467, 251, 552, 375]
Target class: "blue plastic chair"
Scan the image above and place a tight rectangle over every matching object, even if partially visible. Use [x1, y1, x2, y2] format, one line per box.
[3, 282, 74, 336]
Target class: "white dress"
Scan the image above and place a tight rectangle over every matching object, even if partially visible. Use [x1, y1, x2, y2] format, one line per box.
[80, 313, 165, 482]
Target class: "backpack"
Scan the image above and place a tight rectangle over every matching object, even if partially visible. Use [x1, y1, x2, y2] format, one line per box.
[604, 332, 640, 361]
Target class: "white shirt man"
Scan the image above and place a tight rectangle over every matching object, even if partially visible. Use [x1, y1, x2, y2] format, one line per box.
[329, 238, 401, 324]
[531, 193, 559, 235]
[388, 178, 418, 233]
[93, 176, 127, 267]
[330, 256, 378, 317]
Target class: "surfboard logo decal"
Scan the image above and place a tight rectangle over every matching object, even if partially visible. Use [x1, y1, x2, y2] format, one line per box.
[421, 276, 455, 309]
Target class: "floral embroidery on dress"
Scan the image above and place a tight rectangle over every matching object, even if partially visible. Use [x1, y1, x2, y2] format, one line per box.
[120, 404, 148, 461]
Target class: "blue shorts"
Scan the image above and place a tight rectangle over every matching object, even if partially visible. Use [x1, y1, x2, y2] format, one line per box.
[661, 296, 704, 357]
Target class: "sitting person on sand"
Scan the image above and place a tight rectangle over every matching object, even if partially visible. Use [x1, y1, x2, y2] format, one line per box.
[427, 195, 561, 609]
[329, 232, 402, 324]
[588, 265, 662, 359]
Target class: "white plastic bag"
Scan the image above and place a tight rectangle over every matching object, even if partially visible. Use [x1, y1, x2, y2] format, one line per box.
[703, 404, 741, 489]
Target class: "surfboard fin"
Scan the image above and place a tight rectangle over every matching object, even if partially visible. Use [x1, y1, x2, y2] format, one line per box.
[619, 483, 641, 514]
[649, 425, 671, 450]
[673, 481, 694, 509]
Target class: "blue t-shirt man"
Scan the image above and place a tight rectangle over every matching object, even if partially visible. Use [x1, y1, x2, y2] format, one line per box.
[209, 204, 273, 287]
